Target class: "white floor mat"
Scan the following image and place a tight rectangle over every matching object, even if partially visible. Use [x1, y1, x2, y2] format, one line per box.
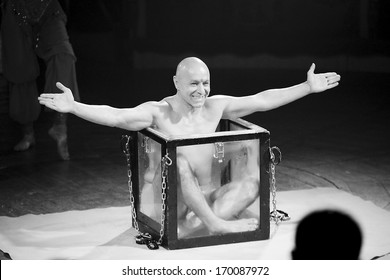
[1, 188, 389, 260]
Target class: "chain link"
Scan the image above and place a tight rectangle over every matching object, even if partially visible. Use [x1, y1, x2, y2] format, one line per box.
[270, 162, 278, 224]
[124, 136, 141, 234]
[270, 162, 278, 223]
[158, 153, 171, 244]
[269, 146, 290, 224]
[122, 135, 171, 248]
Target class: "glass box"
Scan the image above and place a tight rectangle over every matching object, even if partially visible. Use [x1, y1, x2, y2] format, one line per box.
[128, 118, 271, 249]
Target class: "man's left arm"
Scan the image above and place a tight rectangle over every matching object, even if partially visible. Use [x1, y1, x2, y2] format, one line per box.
[218, 63, 340, 119]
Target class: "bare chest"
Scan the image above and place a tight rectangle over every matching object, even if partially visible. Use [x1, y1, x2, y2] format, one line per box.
[157, 110, 220, 137]
[155, 111, 221, 184]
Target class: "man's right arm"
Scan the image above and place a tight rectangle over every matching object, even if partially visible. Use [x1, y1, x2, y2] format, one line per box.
[38, 82, 154, 131]
[71, 102, 155, 131]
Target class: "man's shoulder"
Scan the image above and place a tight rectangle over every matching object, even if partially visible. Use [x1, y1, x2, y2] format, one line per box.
[208, 94, 231, 101]
[206, 94, 231, 107]
[139, 97, 172, 117]
[140, 97, 171, 109]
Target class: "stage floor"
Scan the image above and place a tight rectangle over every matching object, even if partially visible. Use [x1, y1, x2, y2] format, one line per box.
[0, 188, 389, 260]
[0, 63, 389, 259]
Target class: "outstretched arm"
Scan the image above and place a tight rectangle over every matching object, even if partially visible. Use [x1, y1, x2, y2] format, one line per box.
[219, 63, 341, 119]
[38, 82, 154, 131]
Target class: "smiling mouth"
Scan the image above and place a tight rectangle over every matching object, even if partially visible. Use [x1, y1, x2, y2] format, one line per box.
[191, 94, 205, 100]
[191, 91, 209, 99]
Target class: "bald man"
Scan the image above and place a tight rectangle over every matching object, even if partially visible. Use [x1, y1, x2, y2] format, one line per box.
[38, 57, 340, 236]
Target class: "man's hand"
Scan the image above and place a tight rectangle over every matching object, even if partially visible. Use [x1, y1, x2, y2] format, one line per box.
[38, 82, 75, 113]
[307, 63, 341, 93]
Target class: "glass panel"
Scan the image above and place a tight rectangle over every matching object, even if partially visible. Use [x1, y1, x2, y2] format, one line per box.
[177, 138, 260, 239]
[137, 133, 162, 223]
[230, 122, 247, 132]
[216, 120, 247, 132]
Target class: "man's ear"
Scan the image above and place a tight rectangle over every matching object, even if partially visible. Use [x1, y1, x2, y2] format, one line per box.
[173, 75, 178, 90]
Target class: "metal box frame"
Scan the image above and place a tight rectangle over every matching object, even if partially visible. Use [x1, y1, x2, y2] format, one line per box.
[128, 118, 271, 249]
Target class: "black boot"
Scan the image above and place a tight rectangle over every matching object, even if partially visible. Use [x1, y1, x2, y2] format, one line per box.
[48, 113, 70, 160]
[14, 123, 35, 151]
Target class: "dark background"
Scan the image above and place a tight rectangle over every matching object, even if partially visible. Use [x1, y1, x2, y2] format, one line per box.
[66, 0, 390, 61]
[1, 0, 390, 155]
[0, 0, 390, 217]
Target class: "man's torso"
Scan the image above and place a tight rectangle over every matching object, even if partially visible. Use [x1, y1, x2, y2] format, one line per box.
[152, 96, 224, 186]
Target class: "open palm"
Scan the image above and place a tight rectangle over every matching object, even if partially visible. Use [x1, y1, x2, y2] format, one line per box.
[38, 82, 75, 113]
[307, 63, 340, 93]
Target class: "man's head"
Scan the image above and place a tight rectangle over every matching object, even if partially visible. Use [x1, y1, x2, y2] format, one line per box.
[173, 57, 210, 108]
[292, 209, 363, 260]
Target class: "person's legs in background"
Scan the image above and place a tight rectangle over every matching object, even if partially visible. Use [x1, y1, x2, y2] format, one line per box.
[9, 81, 40, 151]
[44, 53, 79, 160]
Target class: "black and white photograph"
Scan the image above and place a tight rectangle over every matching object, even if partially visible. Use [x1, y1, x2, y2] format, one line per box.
[0, 0, 389, 277]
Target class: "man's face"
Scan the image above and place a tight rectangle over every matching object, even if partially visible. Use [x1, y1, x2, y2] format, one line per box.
[175, 64, 210, 108]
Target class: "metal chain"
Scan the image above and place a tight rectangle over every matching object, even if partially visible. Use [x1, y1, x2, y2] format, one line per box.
[124, 136, 142, 234]
[159, 154, 172, 244]
[270, 161, 278, 224]
[122, 135, 171, 248]
[270, 162, 278, 224]
[269, 146, 290, 224]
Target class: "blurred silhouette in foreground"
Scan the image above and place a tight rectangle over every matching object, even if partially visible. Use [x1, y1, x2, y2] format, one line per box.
[0, 249, 12, 260]
[292, 209, 362, 260]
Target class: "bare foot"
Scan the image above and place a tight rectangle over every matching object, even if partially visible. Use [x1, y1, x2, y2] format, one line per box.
[237, 209, 258, 220]
[178, 215, 209, 239]
[48, 125, 70, 160]
[210, 218, 259, 234]
[178, 216, 258, 238]
[14, 134, 35, 151]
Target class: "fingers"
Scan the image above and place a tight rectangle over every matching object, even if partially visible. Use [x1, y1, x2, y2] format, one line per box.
[325, 73, 341, 84]
[38, 97, 57, 110]
[327, 75, 341, 84]
[56, 82, 67, 91]
[327, 82, 339, 89]
[324, 72, 338, 76]
[308, 63, 316, 74]
[39, 93, 59, 98]
[39, 81, 69, 98]
[310, 65, 341, 82]
[38, 92, 59, 106]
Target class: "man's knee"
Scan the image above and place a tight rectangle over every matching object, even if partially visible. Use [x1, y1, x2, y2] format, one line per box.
[177, 154, 192, 174]
[176, 154, 196, 188]
[241, 177, 259, 199]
